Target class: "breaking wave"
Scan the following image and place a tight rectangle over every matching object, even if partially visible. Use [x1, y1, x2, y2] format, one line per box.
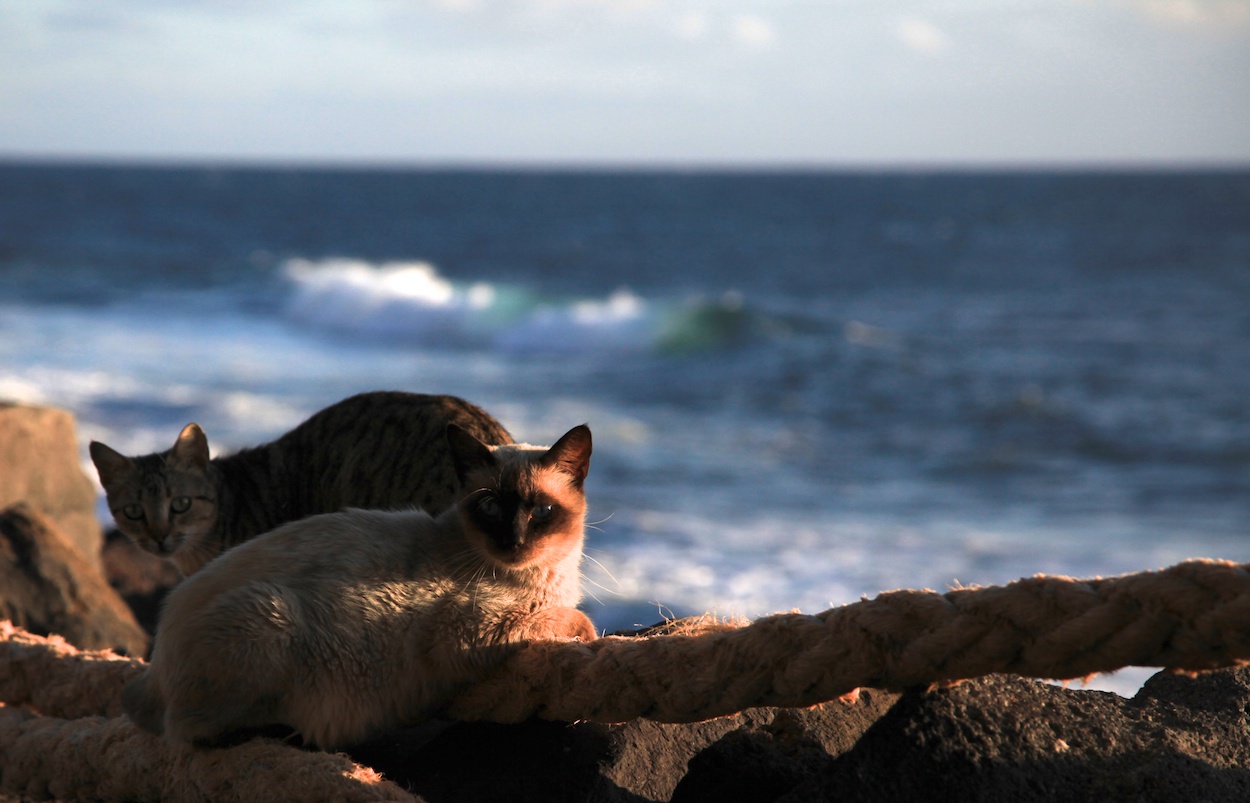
[281, 257, 759, 356]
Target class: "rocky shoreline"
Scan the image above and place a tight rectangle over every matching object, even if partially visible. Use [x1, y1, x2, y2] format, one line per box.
[2, 402, 1249, 802]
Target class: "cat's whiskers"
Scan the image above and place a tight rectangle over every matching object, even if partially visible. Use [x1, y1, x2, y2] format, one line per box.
[579, 551, 623, 604]
[462, 487, 493, 500]
[444, 547, 491, 592]
[467, 562, 489, 610]
[585, 512, 614, 533]
[442, 544, 501, 612]
[580, 574, 621, 602]
[581, 550, 622, 591]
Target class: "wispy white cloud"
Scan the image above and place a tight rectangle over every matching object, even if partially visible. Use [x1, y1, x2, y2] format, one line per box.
[671, 11, 709, 41]
[896, 17, 949, 54]
[730, 14, 776, 51]
[1097, 0, 1250, 28]
[433, 0, 479, 12]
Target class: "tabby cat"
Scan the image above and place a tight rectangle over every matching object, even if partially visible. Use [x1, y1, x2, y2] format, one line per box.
[89, 391, 513, 576]
[123, 423, 596, 748]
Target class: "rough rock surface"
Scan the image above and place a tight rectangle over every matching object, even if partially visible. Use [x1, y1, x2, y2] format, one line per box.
[335, 669, 1250, 803]
[345, 690, 898, 802]
[0, 403, 102, 567]
[791, 669, 1250, 803]
[0, 505, 149, 657]
[100, 529, 180, 638]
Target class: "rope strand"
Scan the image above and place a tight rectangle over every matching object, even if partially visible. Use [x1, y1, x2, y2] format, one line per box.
[444, 559, 1250, 723]
[5, 558, 1250, 801]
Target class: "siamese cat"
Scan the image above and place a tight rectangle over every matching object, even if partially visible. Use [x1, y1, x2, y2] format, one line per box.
[123, 423, 596, 748]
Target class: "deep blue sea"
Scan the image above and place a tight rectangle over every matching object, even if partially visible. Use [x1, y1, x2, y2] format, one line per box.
[3, 163, 1249, 693]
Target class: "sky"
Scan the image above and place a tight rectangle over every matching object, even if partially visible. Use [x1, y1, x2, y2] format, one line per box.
[1, 0, 1248, 167]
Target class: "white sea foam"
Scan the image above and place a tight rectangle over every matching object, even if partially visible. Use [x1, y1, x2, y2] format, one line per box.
[493, 288, 654, 355]
[283, 258, 498, 342]
[283, 256, 661, 352]
[280, 257, 750, 356]
[581, 506, 1216, 696]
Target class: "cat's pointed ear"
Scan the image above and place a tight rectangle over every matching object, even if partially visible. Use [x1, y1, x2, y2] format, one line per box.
[170, 423, 210, 469]
[89, 440, 134, 485]
[542, 424, 592, 488]
[446, 423, 496, 485]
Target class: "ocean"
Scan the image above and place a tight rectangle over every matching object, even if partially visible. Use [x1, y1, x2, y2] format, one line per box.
[3, 163, 1248, 694]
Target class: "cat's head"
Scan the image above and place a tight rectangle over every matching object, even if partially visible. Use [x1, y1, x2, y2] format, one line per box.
[89, 423, 218, 568]
[448, 423, 592, 570]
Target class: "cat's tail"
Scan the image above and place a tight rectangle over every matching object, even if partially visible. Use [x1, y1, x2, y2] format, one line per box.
[122, 669, 166, 735]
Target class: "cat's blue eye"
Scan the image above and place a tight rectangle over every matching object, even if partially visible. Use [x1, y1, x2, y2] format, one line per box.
[476, 496, 502, 520]
[170, 497, 192, 514]
[531, 503, 554, 521]
[122, 504, 144, 521]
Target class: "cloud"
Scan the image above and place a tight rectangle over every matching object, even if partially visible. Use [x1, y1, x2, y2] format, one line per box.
[730, 14, 776, 50]
[1145, 0, 1250, 26]
[3, 0, 1247, 165]
[436, 0, 661, 15]
[896, 17, 949, 54]
[1115, 0, 1250, 27]
[671, 11, 709, 41]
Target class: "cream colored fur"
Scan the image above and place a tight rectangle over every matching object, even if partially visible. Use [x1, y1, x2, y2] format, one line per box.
[123, 427, 595, 748]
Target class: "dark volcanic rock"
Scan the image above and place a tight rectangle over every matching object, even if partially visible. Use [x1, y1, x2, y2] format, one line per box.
[341, 669, 1250, 803]
[0, 503, 149, 657]
[346, 691, 900, 802]
[801, 670, 1250, 802]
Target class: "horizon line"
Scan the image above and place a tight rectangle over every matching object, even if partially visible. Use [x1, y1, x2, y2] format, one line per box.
[2, 151, 1249, 175]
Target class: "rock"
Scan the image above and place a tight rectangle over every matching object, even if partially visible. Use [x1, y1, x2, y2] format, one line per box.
[100, 528, 181, 638]
[0, 504, 149, 656]
[344, 691, 900, 802]
[342, 668, 1250, 803]
[795, 670, 1250, 802]
[0, 403, 102, 567]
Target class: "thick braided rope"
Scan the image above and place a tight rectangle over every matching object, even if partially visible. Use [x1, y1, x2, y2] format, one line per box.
[4, 559, 1250, 728]
[445, 558, 1250, 723]
[0, 621, 143, 719]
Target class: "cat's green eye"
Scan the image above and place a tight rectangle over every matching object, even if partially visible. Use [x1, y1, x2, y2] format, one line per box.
[531, 504, 554, 521]
[122, 504, 144, 521]
[170, 496, 192, 514]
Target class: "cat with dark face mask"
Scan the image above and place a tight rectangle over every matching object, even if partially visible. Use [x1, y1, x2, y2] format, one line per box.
[122, 423, 596, 748]
[89, 391, 513, 575]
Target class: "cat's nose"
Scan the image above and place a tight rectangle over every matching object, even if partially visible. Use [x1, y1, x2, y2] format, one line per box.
[151, 529, 173, 549]
[492, 531, 524, 551]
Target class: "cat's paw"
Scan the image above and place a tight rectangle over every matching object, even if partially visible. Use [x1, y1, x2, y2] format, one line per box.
[526, 607, 597, 642]
[566, 611, 598, 643]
